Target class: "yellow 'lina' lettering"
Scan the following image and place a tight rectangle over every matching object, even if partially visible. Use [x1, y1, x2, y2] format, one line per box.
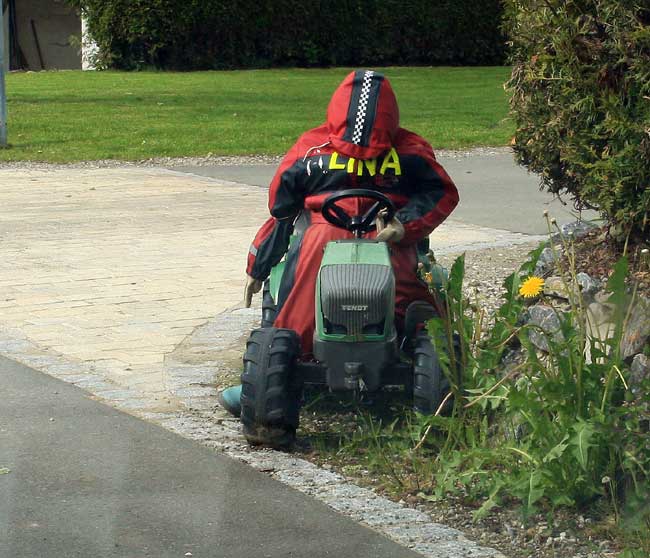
[329, 152, 347, 170]
[379, 148, 402, 176]
[327, 149, 400, 176]
[360, 159, 377, 176]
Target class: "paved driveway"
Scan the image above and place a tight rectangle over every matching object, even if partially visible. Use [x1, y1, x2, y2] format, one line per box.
[1, 356, 423, 558]
[0, 165, 538, 400]
[1, 168, 264, 397]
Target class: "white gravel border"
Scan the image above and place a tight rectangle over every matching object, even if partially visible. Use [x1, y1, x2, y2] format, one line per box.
[0, 147, 513, 171]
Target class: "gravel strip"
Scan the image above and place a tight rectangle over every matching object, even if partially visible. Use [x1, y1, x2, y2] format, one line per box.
[437, 242, 542, 316]
[0, 146, 513, 171]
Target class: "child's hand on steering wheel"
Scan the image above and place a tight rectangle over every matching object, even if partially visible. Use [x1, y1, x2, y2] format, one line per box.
[375, 209, 405, 243]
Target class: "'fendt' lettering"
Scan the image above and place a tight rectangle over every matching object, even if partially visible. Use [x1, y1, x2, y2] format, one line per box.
[341, 305, 369, 311]
[329, 148, 401, 177]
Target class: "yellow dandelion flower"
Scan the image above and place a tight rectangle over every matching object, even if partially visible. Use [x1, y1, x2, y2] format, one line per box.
[424, 272, 433, 283]
[519, 276, 545, 298]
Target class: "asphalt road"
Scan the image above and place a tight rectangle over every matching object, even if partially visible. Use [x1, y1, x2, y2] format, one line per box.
[0, 356, 420, 558]
[172, 151, 598, 235]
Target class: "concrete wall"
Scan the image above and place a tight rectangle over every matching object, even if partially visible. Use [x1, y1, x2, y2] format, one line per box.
[14, 0, 81, 70]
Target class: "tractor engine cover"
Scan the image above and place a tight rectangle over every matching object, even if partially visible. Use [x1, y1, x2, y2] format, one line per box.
[320, 264, 394, 337]
[317, 263, 396, 391]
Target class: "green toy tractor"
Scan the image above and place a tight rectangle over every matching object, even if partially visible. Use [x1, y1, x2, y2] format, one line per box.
[241, 189, 451, 448]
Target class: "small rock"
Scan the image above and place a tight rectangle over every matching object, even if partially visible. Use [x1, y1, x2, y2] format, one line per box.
[594, 290, 613, 304]
[543, 276, 579, 301]
[585, 299, 617, 357]
[526, 304, 563, 352]
[621, 297, 650, 359]
[630, 354, 650, 395]
[525, 527, 536, 539]
[534, 246, 562, 276]
[576, 273, 601, 300]
[559, 220, 597, 239]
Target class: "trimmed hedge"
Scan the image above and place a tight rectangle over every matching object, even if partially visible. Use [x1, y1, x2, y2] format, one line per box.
[504, 0, 650, 237]
[69, 0, 506, 70]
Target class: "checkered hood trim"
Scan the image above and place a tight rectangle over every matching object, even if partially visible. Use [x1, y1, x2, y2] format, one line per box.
[326, 69, 398, 159]
[341, 70, 384, 148]
[351, 71, 375, 145]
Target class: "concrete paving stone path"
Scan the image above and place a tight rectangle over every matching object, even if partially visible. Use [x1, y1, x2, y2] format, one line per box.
[1, 168, 264, 400]
[0, 165, 543, 403]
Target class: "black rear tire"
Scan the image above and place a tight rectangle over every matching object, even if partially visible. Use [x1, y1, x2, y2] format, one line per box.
[412, 332, 448, 414]
[241, 327, 301, 449]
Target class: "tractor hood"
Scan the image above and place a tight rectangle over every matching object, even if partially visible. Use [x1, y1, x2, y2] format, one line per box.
[326, 70, 399, 160]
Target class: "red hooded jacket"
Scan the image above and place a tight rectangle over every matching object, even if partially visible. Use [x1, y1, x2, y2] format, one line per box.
[246, 70, 459, 281]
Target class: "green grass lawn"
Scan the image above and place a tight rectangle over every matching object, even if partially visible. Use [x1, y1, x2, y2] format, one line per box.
[0, 67, 513, 163]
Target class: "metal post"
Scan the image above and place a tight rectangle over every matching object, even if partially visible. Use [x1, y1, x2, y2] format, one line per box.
[0, 3, 7, 147]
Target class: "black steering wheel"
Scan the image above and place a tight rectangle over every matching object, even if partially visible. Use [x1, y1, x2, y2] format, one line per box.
[321, 189, 396, 238]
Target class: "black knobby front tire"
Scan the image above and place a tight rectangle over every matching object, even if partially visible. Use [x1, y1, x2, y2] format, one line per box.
[412, 332, 448, 414]
[261, 281, 277, 328]
[241, 327, 301, 449]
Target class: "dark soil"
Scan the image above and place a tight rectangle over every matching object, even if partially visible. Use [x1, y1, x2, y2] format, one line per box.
[569, 228, 650, 297]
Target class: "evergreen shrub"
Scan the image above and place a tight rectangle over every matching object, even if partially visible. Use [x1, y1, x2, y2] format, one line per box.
[504, 0, 650, 237]
[69, 0, 505, 70]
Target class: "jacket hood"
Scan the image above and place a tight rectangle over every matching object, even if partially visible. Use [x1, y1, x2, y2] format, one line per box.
[326, 70, 399, 160]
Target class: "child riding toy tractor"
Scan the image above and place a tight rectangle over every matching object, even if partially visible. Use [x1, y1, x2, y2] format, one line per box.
[218, 69, 460, 449]
[236, 189, 451, 448]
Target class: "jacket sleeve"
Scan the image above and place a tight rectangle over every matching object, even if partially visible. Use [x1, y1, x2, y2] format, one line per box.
[246, 142, 306, 280]
[395, 140, 459, 245]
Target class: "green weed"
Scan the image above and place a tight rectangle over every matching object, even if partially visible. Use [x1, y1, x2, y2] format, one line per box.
[317, 225, 649, 552]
